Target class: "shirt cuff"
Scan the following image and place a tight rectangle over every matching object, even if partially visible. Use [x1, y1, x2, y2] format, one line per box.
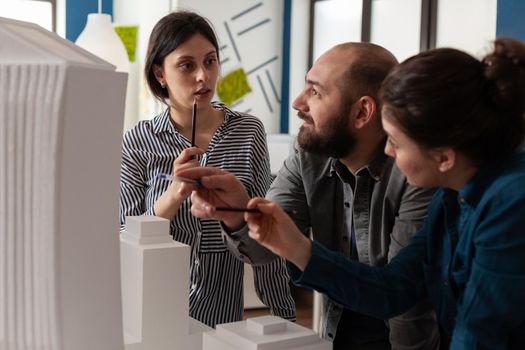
[288, 240, 336, 286]
[220, 223, 253, 264]
[220, 222, 279, 266]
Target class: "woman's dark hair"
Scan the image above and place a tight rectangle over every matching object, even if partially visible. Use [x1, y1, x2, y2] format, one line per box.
[380, 37, 525, 166]
[144, 11, 220, 103]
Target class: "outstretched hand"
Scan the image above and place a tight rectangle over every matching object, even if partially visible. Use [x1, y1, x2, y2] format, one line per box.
[175, 166, 250, 231]
[244, 198, 312, 271]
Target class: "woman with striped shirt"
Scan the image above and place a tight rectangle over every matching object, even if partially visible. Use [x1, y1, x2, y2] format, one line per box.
[119, 11, 295, 327]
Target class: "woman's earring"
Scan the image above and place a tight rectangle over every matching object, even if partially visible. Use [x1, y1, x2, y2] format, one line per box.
[160, 82, 166, 89]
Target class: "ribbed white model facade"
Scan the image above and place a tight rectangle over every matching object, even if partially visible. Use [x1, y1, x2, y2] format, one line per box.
[0, 17, 127, 350]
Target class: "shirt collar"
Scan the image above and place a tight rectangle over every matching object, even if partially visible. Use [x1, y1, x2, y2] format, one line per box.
[329, 139, 390, 181]
[152, 108, 175, 134]
[458, 169, 489, 206]
[459, 151, 525, 206]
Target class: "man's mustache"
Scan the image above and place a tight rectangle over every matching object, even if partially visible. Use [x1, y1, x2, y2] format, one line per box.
[297, 111, 314, 124]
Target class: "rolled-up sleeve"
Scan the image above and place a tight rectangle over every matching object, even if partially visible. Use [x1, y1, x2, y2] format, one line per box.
[119, 131, 155, 233]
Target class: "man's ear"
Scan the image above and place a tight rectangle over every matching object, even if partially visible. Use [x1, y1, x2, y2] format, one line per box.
[429, 147, 456, 173]
[153, 64, 165, 86]
[353, 96, 377, 129]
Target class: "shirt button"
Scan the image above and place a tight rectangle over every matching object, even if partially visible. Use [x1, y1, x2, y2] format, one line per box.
[458, 197, 465, 204]
[194, 259, 199, 266]
[239, 254, 245, 260]
[443, 280, 448, 287]
[344, 202, 350, 208]
[328, 333, 334, 339]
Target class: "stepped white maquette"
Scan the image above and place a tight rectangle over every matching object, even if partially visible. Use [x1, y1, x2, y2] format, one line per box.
[0, 17, 127, 350]
[120, 216, 211, 350]
[203, 315, 332, 350]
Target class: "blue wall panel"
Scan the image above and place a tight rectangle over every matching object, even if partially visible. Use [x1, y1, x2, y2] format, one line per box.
[279, 0, 292, 134]
[497, 0, 525, 41]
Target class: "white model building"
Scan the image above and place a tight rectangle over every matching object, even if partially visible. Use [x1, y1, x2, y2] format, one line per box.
[120, 216, 211, 350]
[203, 315, 331, 350]
[120, 217, 332, 350]
[0, 17, 127, 350]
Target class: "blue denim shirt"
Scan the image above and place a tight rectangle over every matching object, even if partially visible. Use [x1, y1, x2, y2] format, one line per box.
[290, 151, 525, 349]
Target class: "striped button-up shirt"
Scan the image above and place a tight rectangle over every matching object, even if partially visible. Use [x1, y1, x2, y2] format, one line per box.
[119, 102, 296, 327]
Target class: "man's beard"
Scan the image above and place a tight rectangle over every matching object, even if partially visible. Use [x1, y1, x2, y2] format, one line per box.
[297, 107, 357, 159]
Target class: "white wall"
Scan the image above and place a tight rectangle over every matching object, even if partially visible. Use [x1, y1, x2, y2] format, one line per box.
[0, 0, 52, 31]
[114, 0, 173, 130]
[310, 0, 497, 63]
[288, 0, 310, 135]
[370, 0, 422, 62]
[312, 0, 362, 62]
[436, 0, 497, 57]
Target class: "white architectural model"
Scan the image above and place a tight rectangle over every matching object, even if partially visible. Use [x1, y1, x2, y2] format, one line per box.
[203, 315, 331, 350]
[120, 216, 211, 350]
[0, 17, 127, 350]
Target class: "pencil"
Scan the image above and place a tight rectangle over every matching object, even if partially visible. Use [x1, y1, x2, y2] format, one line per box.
[215, 207, 261, 213]
[157, 173, 201, 186]
[191, 100, 197, 147]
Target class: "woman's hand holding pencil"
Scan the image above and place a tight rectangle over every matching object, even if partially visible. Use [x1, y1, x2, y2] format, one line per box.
[175, 166, 253, 231]
[152, 147, 204, 220]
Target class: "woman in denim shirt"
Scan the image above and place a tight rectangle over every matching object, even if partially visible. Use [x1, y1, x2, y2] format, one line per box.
[243, 37, 525, 349]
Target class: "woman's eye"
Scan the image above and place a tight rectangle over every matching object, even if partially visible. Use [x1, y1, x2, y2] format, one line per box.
[205, 58, 217, 65]
[179, 62, 193, 70]
[387, 138, 398, 149]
